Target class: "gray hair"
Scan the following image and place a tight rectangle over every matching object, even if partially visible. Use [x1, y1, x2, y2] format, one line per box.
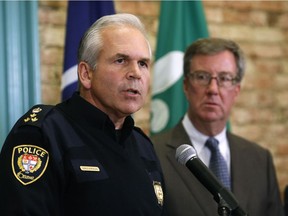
[183, 38, 245, 82]
[77, 13, 151, 70]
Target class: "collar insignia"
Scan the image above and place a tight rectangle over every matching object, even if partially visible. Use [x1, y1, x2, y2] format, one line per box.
[12, 144, 49, 185]
[153, 181, 164, 206]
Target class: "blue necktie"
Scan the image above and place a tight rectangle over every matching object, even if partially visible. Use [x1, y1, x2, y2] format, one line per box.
[206, 137, 231, 190]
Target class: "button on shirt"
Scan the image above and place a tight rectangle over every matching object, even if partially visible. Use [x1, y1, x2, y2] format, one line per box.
[182, 114, 231, 174]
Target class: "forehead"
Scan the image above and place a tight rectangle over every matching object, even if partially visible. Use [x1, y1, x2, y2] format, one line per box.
[191, 51, 237, 73]
[101, 26, 151, 60]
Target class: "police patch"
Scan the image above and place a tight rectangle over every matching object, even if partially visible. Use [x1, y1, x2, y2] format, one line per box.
[12, 144, 49, 185]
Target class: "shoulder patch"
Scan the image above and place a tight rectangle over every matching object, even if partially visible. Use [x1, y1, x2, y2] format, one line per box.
[21, 105, 53, 127]
[12, 144, 49, 185]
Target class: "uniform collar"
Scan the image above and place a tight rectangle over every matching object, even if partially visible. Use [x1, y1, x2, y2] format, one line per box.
[56, 92, 135, 142]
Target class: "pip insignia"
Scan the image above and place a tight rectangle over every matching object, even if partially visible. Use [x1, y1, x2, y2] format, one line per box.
[23, 107, 42, 123]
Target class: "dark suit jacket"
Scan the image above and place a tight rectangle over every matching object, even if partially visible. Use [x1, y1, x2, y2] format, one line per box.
[152, 122, 284, 216]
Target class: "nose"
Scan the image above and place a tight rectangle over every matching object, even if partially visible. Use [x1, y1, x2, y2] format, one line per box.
[207, 77, 219, 93]
[127, 62, 141, 79]
[209, 77, 219, 85]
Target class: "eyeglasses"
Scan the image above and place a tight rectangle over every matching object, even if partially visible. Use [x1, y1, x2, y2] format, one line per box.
[187, 71, 239, 88]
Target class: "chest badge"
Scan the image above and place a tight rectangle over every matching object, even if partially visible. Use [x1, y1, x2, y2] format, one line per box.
[12, 144, 49, 185]
[153, 181, 164, 206]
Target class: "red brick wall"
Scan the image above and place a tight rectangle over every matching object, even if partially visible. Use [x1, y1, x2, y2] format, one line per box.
[38, 0, 288, 199]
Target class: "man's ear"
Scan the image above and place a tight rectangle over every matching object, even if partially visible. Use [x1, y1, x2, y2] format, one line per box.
[78, 62, 92, 89]
[183, 76, 189, 99]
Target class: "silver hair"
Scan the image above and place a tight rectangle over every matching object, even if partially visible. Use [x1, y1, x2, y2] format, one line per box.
[77, 13, 151, 70]
[183, 38, 246, 82]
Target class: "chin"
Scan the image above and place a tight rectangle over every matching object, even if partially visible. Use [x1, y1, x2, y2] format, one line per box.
[122, 106, 141, 115]
[201, 114, 222, 122]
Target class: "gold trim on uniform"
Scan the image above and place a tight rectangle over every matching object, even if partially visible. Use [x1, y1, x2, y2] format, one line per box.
[12, 144, 49, 185]
[153, 181, 164, 206]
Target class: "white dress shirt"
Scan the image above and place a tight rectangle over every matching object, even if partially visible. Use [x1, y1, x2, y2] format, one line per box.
[182, 113, 231, 174]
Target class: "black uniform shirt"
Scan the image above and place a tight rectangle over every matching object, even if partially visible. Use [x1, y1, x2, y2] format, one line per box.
[0, 92, 165, 216]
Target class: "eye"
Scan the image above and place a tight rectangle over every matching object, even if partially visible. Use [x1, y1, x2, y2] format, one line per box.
[139, 61, 148, 68]
[196, 72, 210, 81]
[218, 73, 233, 82]
[115, 58, 125, 64]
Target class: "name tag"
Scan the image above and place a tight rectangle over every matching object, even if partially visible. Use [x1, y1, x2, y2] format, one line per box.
[80, 166, 100, 172]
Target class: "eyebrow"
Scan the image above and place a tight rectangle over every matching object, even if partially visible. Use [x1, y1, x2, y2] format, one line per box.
[115, 53, 129, 59]
[115, 53, 151, 63]
[192, 70, 235, 75]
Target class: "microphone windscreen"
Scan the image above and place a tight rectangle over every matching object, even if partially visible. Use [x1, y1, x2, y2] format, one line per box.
[175, 144, 197, 165]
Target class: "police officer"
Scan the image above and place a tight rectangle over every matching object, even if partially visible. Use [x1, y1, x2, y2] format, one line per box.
[0, 13, 165, 216]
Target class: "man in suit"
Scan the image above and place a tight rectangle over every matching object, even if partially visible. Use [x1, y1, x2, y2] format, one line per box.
[152, 38, 284, 216]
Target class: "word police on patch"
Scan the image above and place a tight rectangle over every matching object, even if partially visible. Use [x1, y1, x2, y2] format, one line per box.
[12, 144, 49, 185]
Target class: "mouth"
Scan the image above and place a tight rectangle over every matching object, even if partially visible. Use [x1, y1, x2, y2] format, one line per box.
[206, 102, 217, 105]
[203, 100, 219, 108]
[126, 88, 140, 95]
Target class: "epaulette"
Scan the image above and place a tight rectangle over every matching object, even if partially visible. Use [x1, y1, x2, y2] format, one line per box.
[19, 104, 54, 128]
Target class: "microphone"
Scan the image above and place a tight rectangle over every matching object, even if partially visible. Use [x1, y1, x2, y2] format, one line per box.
[176, 144, 247, 216]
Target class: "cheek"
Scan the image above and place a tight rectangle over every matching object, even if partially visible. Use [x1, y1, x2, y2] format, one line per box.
[90, 75, 116, 97]
[93, 72, 115, 87]
[184, 84, 201, 101]
[144, 76, 150, 93]
[222, 91, 238, 110]
[183, 80, 191, 99]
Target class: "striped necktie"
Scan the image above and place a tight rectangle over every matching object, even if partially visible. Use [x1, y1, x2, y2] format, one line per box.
[206, 137, 231, 190]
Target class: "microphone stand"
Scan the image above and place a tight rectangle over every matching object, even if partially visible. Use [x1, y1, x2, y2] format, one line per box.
[216, 193, 231, 216]
[214, 193, 248, 216]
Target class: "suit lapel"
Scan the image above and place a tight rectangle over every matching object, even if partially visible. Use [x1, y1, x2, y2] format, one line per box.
[228, 132, 252, 211]
[167, 123, 219, 215]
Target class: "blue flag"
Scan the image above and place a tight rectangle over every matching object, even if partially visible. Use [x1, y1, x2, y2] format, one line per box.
[61, 0, 115, 101]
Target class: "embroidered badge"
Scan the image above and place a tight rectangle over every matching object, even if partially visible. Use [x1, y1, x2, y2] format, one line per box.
[12, 144, 49, 185]
[153, 181, 164, 206]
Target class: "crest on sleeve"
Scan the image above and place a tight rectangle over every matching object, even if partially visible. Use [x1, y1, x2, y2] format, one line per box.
[12, 144, 49, 185]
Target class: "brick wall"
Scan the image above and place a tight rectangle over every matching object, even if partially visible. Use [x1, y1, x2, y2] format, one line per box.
[38, 0, 288, 199]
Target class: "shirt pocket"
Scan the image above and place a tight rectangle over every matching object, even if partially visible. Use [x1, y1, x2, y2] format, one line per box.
[71, 159, 109, 182]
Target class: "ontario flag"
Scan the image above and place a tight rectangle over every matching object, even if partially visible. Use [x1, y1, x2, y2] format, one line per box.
[61, 0, 115, 101]
[150, 1, 209, 135]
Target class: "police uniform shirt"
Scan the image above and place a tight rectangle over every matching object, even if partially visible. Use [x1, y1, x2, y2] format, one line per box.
[0, 92, 165, 216]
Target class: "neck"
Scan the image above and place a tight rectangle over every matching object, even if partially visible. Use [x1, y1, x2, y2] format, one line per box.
[189, 116, 226, 137]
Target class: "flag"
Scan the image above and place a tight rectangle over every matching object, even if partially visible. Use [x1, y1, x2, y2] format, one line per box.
[150, 1, 209, 135]
[61, 0, 115, 101]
